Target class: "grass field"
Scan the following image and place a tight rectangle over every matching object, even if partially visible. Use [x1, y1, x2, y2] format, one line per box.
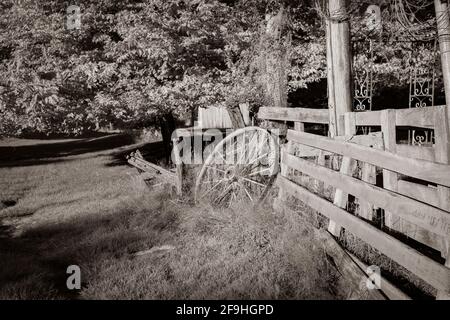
[0, 135, 338, 300]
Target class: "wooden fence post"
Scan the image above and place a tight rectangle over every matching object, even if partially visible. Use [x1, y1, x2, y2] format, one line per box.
[171, 136, 183, 196]
[359, 163, 377, 221]
[328, 0, 353, 135]
[277, 122, 305, 205]
[326, 19, 338, 138]
[434, 106, 450, 300]
[328, 112, 357, 237]
[381, 109, 398, 229]
[434, 0, 450, 277]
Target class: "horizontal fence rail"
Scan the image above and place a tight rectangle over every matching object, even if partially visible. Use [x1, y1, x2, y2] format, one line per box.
[282, 151, 450, 237]
[286, 130, 450, 188]
[354, 105, 445, 128]
[258, 107, 329, 124]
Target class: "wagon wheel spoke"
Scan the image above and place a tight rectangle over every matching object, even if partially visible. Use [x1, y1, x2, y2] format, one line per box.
[214, 183, 234, 205]
[239, 176, 266, 188]
[195, 127, 278, 207]
[200, 179, 227, 199]
[241, 183, 254, 202]
[204, 165, 227, 173]
[247, 168, 272, 177]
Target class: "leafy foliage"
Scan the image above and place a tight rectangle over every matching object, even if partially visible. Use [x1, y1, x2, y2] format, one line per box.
[0, 0, 443, 136]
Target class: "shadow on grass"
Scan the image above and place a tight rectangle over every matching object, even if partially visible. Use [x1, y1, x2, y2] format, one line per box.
[0, 202, 175, 300]
[0, 134, 135, 167]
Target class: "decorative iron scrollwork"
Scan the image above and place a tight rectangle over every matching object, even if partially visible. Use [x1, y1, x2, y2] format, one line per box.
[407, 41, 436, 147]
[353, 40, 374, 113]
[409, 66, 435, 109]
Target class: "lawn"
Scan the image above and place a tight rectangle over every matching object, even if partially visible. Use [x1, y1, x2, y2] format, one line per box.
[0, 135, 339, 300]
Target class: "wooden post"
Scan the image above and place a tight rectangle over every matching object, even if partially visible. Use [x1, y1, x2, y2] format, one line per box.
[381, 110, 398, 229]
[328, 112, 357, 237]
[278, 122, 304, 206]
[326, 19, 338, 138]
[434, 1, 450, 300]
[434, 107, 450, 300]
[435, 0, 450, 111]
[328, 0, 353, 135]
[326, 0, 354, 208]
[171, 136, 183, 196]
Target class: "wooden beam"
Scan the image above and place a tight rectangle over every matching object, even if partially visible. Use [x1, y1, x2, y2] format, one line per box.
[277, 176, 450, 292]
[347, 252, 411, 300]
[434, 0, 450, 298]
[315, 229, 386, 300]
[334, 131, 384, 149]
[283, 152, 450, 237]
[329, 0, 353, 135]
[397, 180, 440, 208]
[433, 90, 450, 299]
[328, 113, 357, 236]
[350, 106, 445, 128]
[435, 0, 450, 114]
[395, 107, 437, 128]
[381, 110, 399, 229]
[286, 130, 450, 188]
[359, 162, 377, 221]
[354, 110, 382, 126]
[396, 144, 436, 162]
[257, 107, 329, 124]
[326, 19, 338, 137]
[171, 138, 183, 195]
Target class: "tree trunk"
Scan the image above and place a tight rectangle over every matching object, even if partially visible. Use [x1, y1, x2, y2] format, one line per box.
[160, 113, 176, 165]
[264, 6, 289, 110]
[262, 5, 289, 135]
[227, 105, 246, 129]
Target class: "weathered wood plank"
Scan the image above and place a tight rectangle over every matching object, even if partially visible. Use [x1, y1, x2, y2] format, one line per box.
[174, 127, 223, 138]
[347, 252, 411, 300]
[295, 145, 333, 158]
[350, 106, 445, 128]
[286, 130, 450, 188]
[339, 132, 384, 221]
[127, 156, 178, 186]
[198, 104, 250, 129]
[334, 131, 384, 149]
[328, 113, 357, 237]
[354, 110, 382, 126]
[395, 179, 443, 254]
[359, 162, 377, 221]
[396, 144, 436, 162]
[315, 229, 386, 300]
[283, 152, 450, 237]
[397, 180, 440, 208]
[276, 176, 450, 292]
[395, 106, 439, 129]
[258, 107, 329, 124]
[434, 1, 450, 300]
[381, 110, 399, 230]
[171, 138, 183, 195]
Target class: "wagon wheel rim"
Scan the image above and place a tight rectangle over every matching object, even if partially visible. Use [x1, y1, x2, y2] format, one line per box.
[194, 127, 279, 207]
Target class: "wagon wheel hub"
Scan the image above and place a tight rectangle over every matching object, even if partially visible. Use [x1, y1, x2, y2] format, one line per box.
[225, 167, 237, 180]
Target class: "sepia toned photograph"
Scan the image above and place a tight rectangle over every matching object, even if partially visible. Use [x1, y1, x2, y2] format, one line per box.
[0, 0, 449, 305]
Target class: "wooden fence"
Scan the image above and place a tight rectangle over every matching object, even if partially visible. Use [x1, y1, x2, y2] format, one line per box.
[258, 106, 450, 300]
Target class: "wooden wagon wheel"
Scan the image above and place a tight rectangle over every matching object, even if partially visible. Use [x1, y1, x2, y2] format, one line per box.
[194, 126, 279, 207]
